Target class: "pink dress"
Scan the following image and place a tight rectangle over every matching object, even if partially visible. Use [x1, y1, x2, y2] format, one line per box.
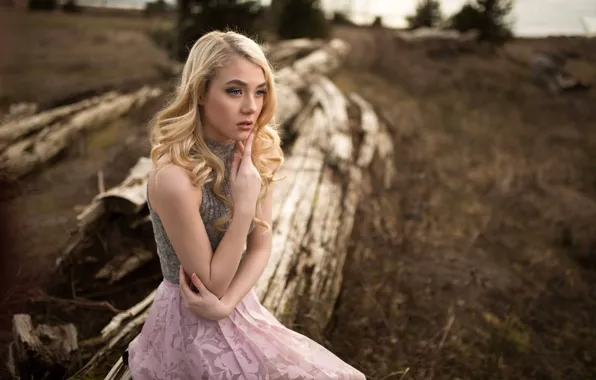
[126, 140, 366, 379]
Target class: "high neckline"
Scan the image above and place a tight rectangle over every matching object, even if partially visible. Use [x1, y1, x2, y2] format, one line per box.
[205, 137, 235, 159]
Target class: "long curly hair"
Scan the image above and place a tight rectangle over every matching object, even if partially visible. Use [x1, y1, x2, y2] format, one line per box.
[149, 30, 284, 232]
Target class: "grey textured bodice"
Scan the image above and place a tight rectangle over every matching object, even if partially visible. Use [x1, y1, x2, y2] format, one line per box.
[147, 139, 253, 284]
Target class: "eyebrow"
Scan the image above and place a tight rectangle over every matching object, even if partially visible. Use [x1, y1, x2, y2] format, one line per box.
[225, 79, 267, 88]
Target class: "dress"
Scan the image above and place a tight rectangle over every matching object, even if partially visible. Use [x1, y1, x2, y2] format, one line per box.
[126, 139, 367, 380]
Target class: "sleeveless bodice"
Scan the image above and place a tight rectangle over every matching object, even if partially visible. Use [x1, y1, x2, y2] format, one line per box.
[147, 139, 253, 284]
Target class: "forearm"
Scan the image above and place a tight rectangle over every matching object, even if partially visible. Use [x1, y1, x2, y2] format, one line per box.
[220, 248, 270, 309]
[208, 211, 253, 297]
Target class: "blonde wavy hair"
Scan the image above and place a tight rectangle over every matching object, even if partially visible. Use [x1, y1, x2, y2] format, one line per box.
[149, 30, 284, 232]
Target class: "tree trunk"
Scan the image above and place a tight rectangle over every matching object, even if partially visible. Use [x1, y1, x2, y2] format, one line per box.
[8, 314, 78, 380]
[0, 91, 119, 152]
[0, 87, 162, 179]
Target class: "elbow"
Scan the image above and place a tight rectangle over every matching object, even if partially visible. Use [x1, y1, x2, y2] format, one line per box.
[204, 279, 229, 299]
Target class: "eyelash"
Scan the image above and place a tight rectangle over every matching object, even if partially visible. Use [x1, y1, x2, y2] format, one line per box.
[226, 88, 267, 96]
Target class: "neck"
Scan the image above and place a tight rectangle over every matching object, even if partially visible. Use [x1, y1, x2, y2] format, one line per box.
[205, 137, 235, 159]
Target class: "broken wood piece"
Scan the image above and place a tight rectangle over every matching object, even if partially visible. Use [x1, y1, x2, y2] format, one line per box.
[77, 157, 153, 229]
[10, 314, 78, 380]
[275, 39, 351, 90]
[0, 87, 162, 179]
[100, 289, 156, 342]
[73, 308, 150, 379]
[95, 247, 154, 285]
[30, 290, 123, 314]
[0, 91, 119, 151]
[349, 92, 381, 169]
[264, 38, 325, 67]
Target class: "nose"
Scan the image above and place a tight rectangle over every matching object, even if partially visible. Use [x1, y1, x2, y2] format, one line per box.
[241, 94, 258, 115]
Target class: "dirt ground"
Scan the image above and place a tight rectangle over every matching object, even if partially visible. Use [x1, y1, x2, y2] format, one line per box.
[1, 11, 596, 380]
[324, 26, 596, 380]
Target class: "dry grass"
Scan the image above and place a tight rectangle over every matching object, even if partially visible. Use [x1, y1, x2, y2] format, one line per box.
[0, 9, 175, 109]
[325, 26, 596, 380]
[1, 13, 596, 379]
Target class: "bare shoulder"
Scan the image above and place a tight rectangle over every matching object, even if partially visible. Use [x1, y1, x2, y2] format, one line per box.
[149, 165, 202, 214]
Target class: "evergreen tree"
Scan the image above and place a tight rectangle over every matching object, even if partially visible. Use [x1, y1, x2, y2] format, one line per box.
[277, 0, 330, 40]
[450, 0, 514, 42]
[176, 0, 264, 61]
[406, 0, 443, 29]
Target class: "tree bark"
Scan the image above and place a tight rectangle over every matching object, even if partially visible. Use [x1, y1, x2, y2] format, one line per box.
[0, 87, 162, 179]
[8, 314, 78, 380]
[0, 91, 119, 152]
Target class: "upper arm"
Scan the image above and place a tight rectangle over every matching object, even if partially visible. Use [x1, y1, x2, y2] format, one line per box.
[150, 165, 214, 284]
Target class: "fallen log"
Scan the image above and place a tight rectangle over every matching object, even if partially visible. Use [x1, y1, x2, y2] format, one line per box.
[76, 157, 153, 231]
[257, 82, 380, 337]
[0, 102, 38, 125]
[0, 86, 162, 179]
[0, 91, 119, 152]
[263, 38, 325, 68]
[94, 247, 154, 285]
[7, 314, 78, 380]
[275, 39, 350, 91]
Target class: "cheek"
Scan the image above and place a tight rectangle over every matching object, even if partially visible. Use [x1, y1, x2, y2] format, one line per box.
[204, 96, 236, 125]
[257, 97, 266, 114]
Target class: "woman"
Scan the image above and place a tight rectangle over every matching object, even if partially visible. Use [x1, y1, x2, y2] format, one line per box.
[126, 30, 366, 379]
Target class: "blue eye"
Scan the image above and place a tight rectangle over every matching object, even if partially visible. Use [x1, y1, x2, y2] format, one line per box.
[256, 89, 267, 96]
[227, 89, 242, 96]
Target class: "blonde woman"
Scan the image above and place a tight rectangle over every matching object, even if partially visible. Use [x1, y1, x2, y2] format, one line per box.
[125, 30, 366, 379]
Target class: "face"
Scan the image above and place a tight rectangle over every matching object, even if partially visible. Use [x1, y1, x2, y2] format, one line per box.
[200, 56, 267, 143]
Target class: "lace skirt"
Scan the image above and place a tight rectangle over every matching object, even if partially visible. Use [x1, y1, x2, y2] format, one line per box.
[126, 279, 366, 380]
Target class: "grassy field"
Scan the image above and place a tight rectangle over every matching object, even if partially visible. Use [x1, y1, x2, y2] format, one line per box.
[0, 8, 175, 109]
[1, 9, 595, 380]
[326, 26, 596, 379]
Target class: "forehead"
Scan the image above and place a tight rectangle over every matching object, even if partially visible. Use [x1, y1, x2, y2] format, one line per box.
[213, 56, 265, 85]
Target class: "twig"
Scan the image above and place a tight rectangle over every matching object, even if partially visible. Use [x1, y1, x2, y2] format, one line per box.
[428, 305, 456, 380]
[377, 367, 410, 380]
[100, 289, 156, 340]
[98, 169, 105, 194]
[31, 290, 122, 314]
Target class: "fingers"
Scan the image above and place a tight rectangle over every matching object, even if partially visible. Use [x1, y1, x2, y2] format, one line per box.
[243, 131, 255, 158]
[230, 152, 240, 182]
[190, 273, 206, 294]
[236, 141, 245, 155]
[179, 265, 194, 300]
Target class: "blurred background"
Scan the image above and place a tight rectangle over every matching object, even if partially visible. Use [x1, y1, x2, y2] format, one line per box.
[1, 0, 595, 379]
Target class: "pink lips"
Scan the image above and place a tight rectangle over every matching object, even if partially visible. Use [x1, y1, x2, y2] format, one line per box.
[237, 121, 253, 131]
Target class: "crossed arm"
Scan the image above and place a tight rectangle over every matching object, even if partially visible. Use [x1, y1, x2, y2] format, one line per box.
[219, 179, 273, 309]
[151, 166, 274, 315]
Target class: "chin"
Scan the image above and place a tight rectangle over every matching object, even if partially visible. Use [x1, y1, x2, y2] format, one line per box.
[236, 129, 253, 138]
